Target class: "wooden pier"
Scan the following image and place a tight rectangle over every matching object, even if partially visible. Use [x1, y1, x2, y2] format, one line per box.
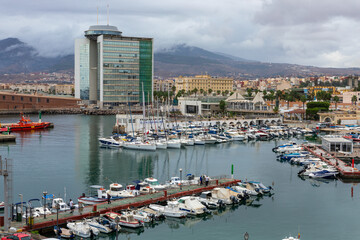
[304, 145, 360, 179]
[0, 134, 16, 143]
[10, 178, 239, 232]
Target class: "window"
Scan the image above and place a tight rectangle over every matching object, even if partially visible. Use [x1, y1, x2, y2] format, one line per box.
[12, 96, 14, 100]
[21, 97, 23, 101]
[2, 96, 5, 100]
[30, 97, 32, 102]
[38, 98, 41, 102]
[47, 99, 49, 103]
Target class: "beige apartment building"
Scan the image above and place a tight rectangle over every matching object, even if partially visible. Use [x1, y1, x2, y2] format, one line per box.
[175, 75, 233, 94]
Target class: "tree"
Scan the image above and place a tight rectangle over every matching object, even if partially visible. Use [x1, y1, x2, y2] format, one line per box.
[300, 95, 307, 119]
[352, 95, 358, 105]
[246, 88, 253, 98]
[219, 100, 226, 114]
[193, 88, 198, 97]
[333, 95, 340, 110]
[171, 85, 176, 94]
[217, 90, 221, 95]
[200, 89, 204, 95]
[306, 101, 330, 120]
[208, 88, 213, 94]
[224, 90, 229, 95]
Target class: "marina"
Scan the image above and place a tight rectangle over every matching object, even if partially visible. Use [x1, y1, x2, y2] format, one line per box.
[0, 114, 360, 239]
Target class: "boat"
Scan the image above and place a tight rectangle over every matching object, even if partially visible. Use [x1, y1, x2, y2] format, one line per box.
[104, 212, 143, 228]
[78, 185, 108, 205]
[67, 220, 98, 238]
[51, 198, 72, 212]
[99, 136, 122, 148]
[195, 191, 221, 209]
[123, 141, 156, 151]
[211, 188, 239, 205]
[246, 181, 272, 194]
[126, 210, 152, 223]
[9, 114, 52, 132]
[106, 183, 135, 198]
[27, 199, 52, 216]
[282, 235, 300, 240]
[167, 139, 182, 149]
[54, 226, 75, 239]
[309, 170, 338, 179]
[144, 177, 168, 191]
[233, 182, 260, 196]
[172, 196, 208, 215]
[149, 202, 187, 218]
[84, 218, 114, 233]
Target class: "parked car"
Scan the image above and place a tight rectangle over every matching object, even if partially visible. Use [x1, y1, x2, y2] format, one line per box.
[1, 233, 32, 240]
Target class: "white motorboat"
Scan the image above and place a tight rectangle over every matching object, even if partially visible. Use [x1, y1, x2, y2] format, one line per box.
[126, 210, 152, 223]
[226, 131, 245, 141]
[149, 202, 187, 218]
[298, 162, 338, 177]
[180, 138, 195, 146]
[196, 192, 221, 209]
[123, 141, 156, 151]
[106, 183, 135, 198]
[172, 196, 207, 215]
[144, 177, 168, 191]
[99, 136, 122, 148]
[309, 170, 338, 179]
[27, 199, 52, 216]
[282, 236, 299, 240]
[85, 218, 113, 234]
[51, 198, 73, 212]
[54, 226, 74, 239]
[104, 212, 143, 228]
[233, 183, 260, 196]
[135, 181, 157, 194]
[67, 221, 97, 238]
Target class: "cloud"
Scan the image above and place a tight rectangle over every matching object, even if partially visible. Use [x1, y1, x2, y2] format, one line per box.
[0, 0, 360, 67]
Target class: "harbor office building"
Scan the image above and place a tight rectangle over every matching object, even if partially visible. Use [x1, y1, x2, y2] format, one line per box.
[321, 135, 353, 154]
[75, 25, 153, 107]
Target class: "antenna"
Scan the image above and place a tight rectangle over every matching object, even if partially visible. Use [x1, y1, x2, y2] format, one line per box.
[97, 6, 99, 24]
[107, 4, 109, 25]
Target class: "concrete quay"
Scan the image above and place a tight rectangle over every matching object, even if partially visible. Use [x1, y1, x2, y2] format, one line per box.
[0, 134, 16, 142]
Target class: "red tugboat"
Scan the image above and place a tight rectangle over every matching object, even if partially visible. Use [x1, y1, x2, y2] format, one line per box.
[9, 113, 52, 131]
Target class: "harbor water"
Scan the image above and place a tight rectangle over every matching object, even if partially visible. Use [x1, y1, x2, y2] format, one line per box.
[0, 114, 359, 240]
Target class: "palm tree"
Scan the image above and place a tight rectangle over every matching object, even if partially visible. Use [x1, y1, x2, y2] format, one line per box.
[246, 88, 253, 98]
[352, 95, 357, 105]
[200, 89, 204, 95]
[217, 90, 221, 95]
[333, 95, 339, 110]
[208, 88, 213, 95]
[193, 88, 198, 97]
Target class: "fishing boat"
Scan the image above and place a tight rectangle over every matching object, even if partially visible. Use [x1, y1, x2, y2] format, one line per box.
[77, 185, 108, 205]
[144, 177, 168, 191]
[9, 114, 52, 132]
[106, 183, 135, 198]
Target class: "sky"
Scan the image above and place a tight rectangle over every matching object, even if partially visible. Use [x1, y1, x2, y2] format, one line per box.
[1, 0, 360, 68]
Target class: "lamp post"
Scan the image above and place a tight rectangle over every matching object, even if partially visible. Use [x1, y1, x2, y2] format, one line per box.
[115, 216, 120, 240]
[19, 194, 23, 223]
[179, 168, 183, 190]
[56, 203, 60, 230]
[43, 191, 47, 219]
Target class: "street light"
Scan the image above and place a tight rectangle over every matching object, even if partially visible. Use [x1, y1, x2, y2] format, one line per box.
[115, 216, 120, 240]
[55, 203, 60, 230]
[43, 191, 47, 219]
[179, 168, 183, 190]
[19, 194, 23, 223]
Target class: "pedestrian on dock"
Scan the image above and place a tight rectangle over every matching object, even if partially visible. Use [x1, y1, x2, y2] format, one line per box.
[200, 175, 203, 185]
[69, 199, 74, 213]
[205, 176, 209, 186]
[107, 193, 111, 204]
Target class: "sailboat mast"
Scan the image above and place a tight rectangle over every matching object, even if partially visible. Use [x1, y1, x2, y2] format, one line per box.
[142, 83, 146, 139]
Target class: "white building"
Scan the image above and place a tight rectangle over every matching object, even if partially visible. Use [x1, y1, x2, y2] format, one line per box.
[321, 135, 353, 153]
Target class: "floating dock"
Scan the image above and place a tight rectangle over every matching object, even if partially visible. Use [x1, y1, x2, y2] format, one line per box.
[10, 178, 239, 232]
[0, 134, 16, 142]
[304, 145, 360, 179]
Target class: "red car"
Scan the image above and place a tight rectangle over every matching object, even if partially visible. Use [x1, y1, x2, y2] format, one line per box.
[1, 233, 32, 240]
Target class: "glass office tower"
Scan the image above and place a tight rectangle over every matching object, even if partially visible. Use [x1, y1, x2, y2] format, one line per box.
[75, 25, 153, 107]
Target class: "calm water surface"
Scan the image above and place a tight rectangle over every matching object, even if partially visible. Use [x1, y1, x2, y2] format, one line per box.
[0, 114, 359, 240]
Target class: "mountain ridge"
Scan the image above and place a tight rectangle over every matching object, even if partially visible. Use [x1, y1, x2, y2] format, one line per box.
[1, 38, 360, 79]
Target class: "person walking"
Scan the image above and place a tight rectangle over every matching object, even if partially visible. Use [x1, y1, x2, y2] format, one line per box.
[200, 175, 203, 185]
[107, 193, 111, 204]
[69, 199, 74, 213]
[205, 176, 209, 186]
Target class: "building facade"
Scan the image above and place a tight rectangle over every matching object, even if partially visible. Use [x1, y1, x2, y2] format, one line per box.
[75, 25, 153, 107]
[175, 75, 233, 94]
[343, 91, 360, 104]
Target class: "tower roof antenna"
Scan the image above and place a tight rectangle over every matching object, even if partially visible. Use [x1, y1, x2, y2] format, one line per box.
[107, 4, 109, 25]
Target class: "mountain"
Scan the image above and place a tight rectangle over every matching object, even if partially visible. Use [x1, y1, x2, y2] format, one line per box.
[1, 38, 360, 79]
[155, 44, 360, 78]
[0, 38, 73, 74]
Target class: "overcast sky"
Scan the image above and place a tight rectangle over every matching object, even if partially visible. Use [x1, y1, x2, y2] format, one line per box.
[1, 0, 360, 68]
